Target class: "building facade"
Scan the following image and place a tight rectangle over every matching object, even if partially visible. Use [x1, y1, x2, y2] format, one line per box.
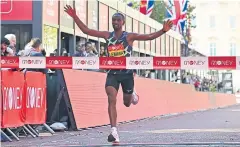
[190, 1, 240, 92]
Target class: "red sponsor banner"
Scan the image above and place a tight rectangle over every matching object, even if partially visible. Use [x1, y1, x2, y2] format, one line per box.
[43, 0, 59, 25]
[1, 56, 19, 68]
[25, 72, 46, 124]
[1, 71, 25, 128]
[46, 57, 72, 69]
[1, 0, 32, 20]
[99, 57, 126, 69]
[153, 57, 181, 69]
[208, 56, 236, 70]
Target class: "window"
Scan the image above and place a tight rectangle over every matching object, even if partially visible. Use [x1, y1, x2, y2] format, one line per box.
[229, 16, 236, 29]
[209, 16, 215, 28]
[209, 43, 216, 56]
[230, 43, 236, 56]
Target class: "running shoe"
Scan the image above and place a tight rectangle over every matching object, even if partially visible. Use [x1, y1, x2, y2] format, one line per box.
[107, 128, 120, 144]
[132, 91, 139, 105]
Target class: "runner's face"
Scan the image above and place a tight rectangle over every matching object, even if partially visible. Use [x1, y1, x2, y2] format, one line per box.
[112, 15, 124, 30]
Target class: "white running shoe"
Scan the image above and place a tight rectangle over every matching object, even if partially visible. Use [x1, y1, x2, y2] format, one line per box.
[107, 128, 120, 144]
[132, 91, 139, 105]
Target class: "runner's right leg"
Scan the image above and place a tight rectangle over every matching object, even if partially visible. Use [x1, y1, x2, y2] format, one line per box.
[105, 74, 120, 143]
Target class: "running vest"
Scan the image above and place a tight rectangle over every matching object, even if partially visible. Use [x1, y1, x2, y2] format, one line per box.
[105, 31, 133, 74]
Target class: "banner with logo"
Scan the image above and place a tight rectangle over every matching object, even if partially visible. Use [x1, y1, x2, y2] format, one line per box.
[72, 57, 99, 69]
[1, 56, 19, 69]
[181, 57, 208, 70]
[24, 72, 46, 124]
[127, 57, 153, 69]
[208, 56, 236, 70]
[43, 0, 59, 25]
[46, 57, 72, 69]
[1, 56, 240, 70]
[153, 57, 181, 69]
[19, 57, 46, 69]
[1, 71, 25, 128]
[1, 0, 32, 20]
[99, 57, 126, 69]
[236, 56, 240, 70]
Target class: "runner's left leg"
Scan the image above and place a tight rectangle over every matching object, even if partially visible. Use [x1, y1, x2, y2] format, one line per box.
[121, 74, 139, 107]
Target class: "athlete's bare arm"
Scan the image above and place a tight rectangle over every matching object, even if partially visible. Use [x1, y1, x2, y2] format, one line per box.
[127, 20, 173, 44]
[64, 5, 109, 40]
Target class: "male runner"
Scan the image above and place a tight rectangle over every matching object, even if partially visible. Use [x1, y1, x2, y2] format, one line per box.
[64, 5, 173, 144]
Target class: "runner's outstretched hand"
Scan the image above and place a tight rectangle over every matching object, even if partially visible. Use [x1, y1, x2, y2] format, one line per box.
[64, 5, 76, 18]
[64, 4, 109, 39]
[162, 20, 173, 32]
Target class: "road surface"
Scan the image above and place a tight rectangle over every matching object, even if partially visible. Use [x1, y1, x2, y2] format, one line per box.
[2, 104, 240, 147]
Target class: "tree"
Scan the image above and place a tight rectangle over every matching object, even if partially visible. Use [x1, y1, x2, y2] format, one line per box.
[149, 0, 166, 23]
[184, 4, 196, 43]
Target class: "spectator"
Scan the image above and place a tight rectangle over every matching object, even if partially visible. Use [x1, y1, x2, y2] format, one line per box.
[61, 48, 68, 56]
[1, 38, 10, 56]
[86, 44, 98, 57]
[74, 44, 86, 57]
[85, 41, 98, 55]
[100, 46, 107, 57]
[23, 38, 36, 56]
[4, 34, 16, 56]
[23, 38, 47, 73]
[194, 79, 200, 91]
[28, 38, 43, 56]
[41, 48, 46, 56]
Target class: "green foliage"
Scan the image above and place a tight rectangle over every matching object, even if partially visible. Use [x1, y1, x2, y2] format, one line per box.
[210, 85, 217, 92]
[121, 0, 140, 10]
[150, 0, 166, 24]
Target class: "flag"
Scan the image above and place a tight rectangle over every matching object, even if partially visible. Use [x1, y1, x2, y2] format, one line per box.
[165, 0, 189, 34]
[140, 0, 155, 16]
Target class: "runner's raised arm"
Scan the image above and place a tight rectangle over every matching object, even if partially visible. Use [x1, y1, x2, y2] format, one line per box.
[127, 20, 173, 42]
[64, 5, 109, 40]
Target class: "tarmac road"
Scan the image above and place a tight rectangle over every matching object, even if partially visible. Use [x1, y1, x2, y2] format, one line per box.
[2, 104, 240, 147]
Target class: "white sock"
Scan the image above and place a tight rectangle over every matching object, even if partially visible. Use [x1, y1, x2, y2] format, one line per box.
[111, 127, 117, 132]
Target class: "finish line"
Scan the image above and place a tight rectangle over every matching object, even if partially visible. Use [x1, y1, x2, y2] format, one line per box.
[42, 142, 240, 147]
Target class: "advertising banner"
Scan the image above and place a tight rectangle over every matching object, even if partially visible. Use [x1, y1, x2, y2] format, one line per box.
[1, 71, 25, 128]
[24, 72, 46, 124]
[43, 0, 59, 25]
[1, 0, 32, 20]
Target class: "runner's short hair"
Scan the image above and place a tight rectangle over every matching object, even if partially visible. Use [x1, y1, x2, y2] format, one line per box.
[112, 12, 125, 21]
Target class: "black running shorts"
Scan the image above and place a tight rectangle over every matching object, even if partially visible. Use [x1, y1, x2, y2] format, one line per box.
[105, 73, 134, 94]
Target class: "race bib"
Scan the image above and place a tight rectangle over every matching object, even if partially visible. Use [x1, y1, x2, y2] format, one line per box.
[107, 44, 124, 57]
